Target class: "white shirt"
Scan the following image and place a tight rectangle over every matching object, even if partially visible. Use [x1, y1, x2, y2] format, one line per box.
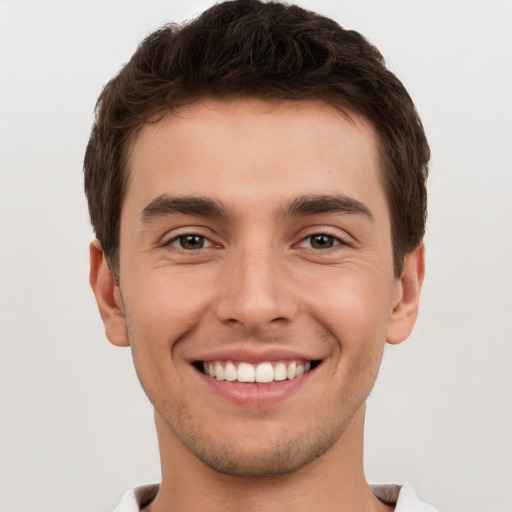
[113, 482, 439, 511]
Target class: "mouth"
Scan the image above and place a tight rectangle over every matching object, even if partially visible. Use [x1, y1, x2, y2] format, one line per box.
[194, 359, 322, 384]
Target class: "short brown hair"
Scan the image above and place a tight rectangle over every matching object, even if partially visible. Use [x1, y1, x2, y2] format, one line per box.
[84, 0, 429, 277]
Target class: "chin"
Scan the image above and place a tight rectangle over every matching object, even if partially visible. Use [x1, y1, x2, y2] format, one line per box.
[193, 444, 318, 478]
[174, 421, 344, 478]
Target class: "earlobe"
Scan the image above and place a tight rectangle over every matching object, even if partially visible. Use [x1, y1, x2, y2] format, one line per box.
[386, 243, 425, 345]
[89, 239, 129, 347]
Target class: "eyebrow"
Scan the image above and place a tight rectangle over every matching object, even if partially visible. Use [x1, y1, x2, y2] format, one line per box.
[140, 193, 374, 224]
[284, 194, 374, 222]
[140, 195, 229, 223]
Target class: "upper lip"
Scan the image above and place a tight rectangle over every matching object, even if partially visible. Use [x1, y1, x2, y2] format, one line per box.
[187, 347, 323, 365]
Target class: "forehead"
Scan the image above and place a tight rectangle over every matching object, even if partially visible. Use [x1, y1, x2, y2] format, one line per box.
[123, 98, 387, 221]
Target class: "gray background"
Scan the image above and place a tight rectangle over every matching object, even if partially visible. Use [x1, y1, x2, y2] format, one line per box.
[1, 1, 511, 511]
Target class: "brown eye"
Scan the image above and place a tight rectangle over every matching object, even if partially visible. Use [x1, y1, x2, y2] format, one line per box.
[309, 234, 337, 249]
[180, 235, 204, 249]
[169, 234, 210, 250]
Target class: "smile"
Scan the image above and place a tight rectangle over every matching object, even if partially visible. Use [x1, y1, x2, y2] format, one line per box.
[199, 360, 320, 384]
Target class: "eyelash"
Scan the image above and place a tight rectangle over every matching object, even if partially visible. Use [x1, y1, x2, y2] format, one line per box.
[165, 233, 216, 251]
[163, 232, 348, 252]
[297, 233, 347, 250]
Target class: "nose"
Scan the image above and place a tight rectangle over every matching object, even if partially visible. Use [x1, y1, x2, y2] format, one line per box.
[215, 244, 298, 333]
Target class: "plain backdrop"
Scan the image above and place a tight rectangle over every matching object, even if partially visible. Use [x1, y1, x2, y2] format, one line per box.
[1, 1, 511, 511]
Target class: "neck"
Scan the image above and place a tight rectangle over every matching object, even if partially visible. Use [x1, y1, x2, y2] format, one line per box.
[145, 405, 393, 512]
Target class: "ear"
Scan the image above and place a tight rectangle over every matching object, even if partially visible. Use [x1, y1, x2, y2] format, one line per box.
[89, 239, 129, 347]
[386, 243, 425, 345]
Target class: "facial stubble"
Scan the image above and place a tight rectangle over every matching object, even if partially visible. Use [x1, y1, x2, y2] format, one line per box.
[123, 310, 384, 479]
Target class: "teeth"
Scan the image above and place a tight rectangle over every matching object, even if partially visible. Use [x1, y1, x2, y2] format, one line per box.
[202, 360, 314, 383]
[273, 362, 287, 381]
[225, 361, 237, 381]
[214, 362, 225, 381]
[286, 361, 297, 380]
[255, 362, 273, 383]
[237, 362, 255, 382]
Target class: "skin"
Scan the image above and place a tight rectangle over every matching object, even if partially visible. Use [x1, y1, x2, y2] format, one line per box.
[90, 98, 424, 512]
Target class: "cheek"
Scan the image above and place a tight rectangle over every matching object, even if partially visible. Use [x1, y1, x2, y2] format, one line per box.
[123, 279, 204, 408]
[122, 272, 213, 382]
[127, 270, 209, 334]
[306, 270, 393, 346]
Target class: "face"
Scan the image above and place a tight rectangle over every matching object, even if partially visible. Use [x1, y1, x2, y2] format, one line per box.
[91, 98, 423, 477]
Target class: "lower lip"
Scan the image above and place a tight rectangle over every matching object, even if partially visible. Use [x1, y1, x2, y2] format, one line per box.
[196, 368, 314, 407]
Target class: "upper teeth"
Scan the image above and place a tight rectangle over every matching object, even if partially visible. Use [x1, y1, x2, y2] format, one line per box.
[203, 360, 312, 383]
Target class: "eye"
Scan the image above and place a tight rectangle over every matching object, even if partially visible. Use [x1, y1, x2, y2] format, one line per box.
[299, 233, 343, 250]
[167, 234, 214, 250]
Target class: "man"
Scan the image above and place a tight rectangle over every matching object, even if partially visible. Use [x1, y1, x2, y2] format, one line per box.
[84, 1, 435, 510]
